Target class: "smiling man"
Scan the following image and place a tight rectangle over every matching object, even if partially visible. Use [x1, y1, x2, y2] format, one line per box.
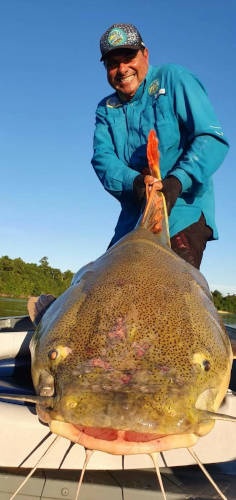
[105, 47, 149, 101]
[92, 23, 229, 268]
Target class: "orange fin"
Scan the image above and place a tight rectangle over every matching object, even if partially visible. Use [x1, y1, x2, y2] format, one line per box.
[147, 129, 161, 180]
[141, 130, 170, 247]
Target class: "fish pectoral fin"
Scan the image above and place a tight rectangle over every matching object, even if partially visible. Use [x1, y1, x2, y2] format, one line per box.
[27, 294, 56, 325]
[140, 130, 170, 247]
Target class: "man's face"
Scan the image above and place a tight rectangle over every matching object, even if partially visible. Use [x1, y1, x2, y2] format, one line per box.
[105, 48, 149, 101]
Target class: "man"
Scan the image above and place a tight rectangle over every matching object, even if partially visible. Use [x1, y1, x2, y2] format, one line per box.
[92, 23, 229, 269]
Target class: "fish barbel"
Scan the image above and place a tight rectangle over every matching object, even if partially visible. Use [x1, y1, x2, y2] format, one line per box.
[27, 131, 234, 459]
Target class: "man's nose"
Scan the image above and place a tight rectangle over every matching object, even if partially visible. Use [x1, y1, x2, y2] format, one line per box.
[117, 62, 128, 73]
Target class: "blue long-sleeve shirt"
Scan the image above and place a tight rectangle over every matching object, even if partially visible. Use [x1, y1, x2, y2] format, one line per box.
[92, 64, 229, 245]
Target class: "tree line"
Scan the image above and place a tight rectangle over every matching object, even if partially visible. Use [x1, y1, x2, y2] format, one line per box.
[0, 256, 235, 312]
[0, 255, 73, 297]
[212, 290, 236, 313]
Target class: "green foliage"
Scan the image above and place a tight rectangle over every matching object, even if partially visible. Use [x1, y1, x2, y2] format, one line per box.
[1, 256, 235, 311]
[0, 256, 74, 298]
[212, 290, 236, 313]
[39, 256, 49, 268]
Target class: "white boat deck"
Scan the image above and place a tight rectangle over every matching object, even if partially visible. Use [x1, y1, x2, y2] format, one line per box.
[0, 464, 235, 499]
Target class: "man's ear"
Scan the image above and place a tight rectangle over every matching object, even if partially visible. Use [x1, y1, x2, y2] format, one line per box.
[143, 47, 149, 63]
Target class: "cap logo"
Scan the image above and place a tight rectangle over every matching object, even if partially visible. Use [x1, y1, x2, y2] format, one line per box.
[108, 28, 127, 47]
[148, 79, 159, 95]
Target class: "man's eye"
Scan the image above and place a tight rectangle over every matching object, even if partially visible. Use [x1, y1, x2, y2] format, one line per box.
[106, 56, 134, 70]
[107, 62, 117, 69]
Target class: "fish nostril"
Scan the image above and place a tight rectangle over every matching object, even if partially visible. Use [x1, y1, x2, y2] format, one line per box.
[66, 399, 78, 409]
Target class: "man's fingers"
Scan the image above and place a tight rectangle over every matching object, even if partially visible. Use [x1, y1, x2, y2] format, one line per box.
[144, 175, 163, 190]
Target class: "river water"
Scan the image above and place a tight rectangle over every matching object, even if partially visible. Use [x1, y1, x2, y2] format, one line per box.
[0, 297, 28, 317]
[0, 297, 236, 327]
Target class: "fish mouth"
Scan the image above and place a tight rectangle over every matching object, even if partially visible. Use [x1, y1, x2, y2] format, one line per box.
[50, 420, 198, 455]
[36, 385, 216, 453]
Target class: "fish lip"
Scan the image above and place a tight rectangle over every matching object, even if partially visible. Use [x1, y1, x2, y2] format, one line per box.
[50, 420, 198, 454]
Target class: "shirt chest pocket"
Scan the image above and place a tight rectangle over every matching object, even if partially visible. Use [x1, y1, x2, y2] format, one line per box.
[152, 95, 180, 152]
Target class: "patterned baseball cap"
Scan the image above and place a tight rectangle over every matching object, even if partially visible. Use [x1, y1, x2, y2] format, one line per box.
[100, 23, 145, 61]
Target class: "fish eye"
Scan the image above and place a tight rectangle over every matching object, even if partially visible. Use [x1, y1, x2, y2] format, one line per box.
[47, 345, 72, 363]
[48, 349, 58, 361]
[203, 360, 211, 371]
[192, 352, 212, 372]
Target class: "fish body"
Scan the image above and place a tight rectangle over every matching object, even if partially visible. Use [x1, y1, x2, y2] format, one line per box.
[30, 223, 233, 455]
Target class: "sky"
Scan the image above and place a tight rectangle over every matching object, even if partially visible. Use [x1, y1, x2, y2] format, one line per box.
[1, 0, 236, 296]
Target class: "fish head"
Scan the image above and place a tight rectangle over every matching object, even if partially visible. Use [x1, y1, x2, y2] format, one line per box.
[29, 230, 233, 455]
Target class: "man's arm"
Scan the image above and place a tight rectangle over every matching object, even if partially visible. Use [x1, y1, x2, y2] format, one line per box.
[92, 105, 138, 202]
[167, 67, 229, 196]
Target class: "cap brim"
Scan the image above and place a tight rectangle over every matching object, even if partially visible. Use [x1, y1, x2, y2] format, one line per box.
[100, 45, 143, 62]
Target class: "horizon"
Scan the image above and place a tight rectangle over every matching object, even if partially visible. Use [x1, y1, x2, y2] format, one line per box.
[0, 253, 235, 298]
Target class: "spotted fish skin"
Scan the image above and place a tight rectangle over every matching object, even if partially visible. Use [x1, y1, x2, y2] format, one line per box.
[30, 224, 232, 446]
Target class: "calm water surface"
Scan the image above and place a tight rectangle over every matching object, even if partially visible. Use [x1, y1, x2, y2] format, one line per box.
[0, 297, 236, 327]
[219, 312, 236, 327]
[0, 297, 28, 317]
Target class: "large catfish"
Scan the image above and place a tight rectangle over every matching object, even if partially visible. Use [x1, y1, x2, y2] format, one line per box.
[3, 131, 236, 499]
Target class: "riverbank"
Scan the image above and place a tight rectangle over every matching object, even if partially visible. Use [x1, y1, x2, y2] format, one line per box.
[0, 293, 30, 299]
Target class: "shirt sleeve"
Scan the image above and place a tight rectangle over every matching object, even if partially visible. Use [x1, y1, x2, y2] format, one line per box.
[168, 68, 229, 194]
[91, 104, 138, 202]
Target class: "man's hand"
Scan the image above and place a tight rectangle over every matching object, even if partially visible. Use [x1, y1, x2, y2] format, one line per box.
[133, 174, 146, 205]
[161, 176, 182, 215]
[133, 173, 161, 205]
[133, 174, 182, 215]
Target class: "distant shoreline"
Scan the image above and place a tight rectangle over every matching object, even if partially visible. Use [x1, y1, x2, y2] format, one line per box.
[0, 294, 28, 299]
[0, 297, 234, 316]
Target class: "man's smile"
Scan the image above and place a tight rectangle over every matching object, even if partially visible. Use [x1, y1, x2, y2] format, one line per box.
[117, 73, 136, 83]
